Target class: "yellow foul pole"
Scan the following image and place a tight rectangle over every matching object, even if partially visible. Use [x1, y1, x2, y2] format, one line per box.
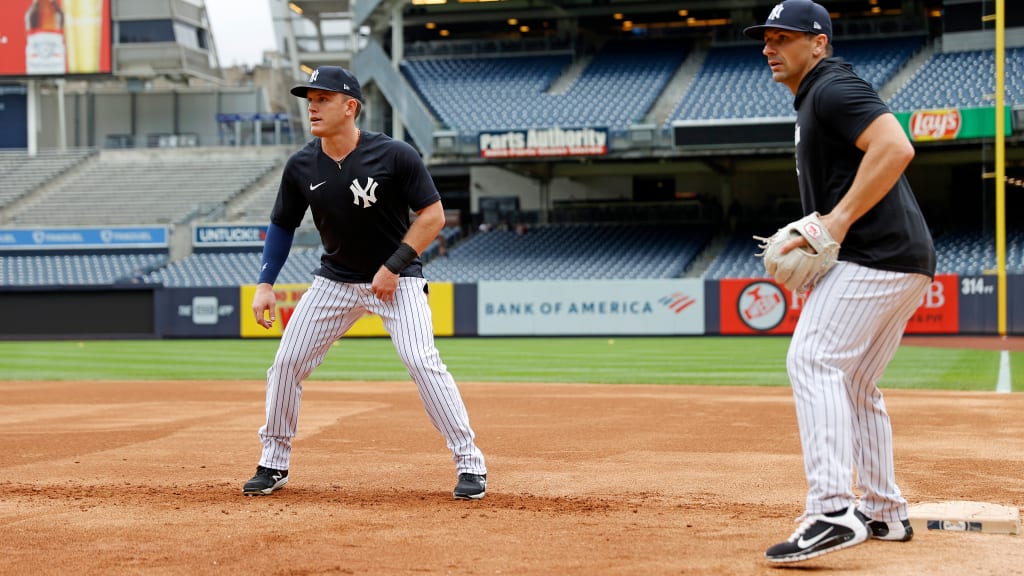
[995, 0, 1006, 336]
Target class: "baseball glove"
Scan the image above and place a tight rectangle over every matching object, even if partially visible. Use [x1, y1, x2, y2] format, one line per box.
[753, 212, 839, 293]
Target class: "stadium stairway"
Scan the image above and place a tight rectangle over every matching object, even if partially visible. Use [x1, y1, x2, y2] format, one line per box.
[546, 55, 593, 95]
[685, 232, 732, 278]
[224, 156, 290, 223]
[878, 39, 935, 102]
[646, 44, 707, 127]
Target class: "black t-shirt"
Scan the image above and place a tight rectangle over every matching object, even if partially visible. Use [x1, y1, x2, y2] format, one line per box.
[271, 130, 441, 283]
[794, 58, 936, 278]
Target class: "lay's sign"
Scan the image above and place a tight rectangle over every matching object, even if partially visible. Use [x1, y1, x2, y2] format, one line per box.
[908, 108, 962, 141]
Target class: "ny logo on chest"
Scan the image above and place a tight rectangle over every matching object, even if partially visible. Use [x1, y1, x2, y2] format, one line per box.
[350, 177, 378, 208]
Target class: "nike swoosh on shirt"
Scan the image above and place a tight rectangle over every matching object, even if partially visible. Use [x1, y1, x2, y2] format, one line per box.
[797, 526, 834, 549]
[310, 181, 327, 190]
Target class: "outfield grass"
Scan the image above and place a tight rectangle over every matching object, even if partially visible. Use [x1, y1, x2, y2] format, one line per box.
[0, 337, 1019, 391]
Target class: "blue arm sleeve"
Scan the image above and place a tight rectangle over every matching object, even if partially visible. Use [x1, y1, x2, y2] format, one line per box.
[257, 222, 295, 285]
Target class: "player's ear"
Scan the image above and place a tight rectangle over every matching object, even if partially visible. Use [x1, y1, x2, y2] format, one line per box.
[347, 98, 362, 118]
[813, 35, 828, 56]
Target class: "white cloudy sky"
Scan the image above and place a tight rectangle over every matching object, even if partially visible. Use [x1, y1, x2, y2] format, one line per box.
[205, 0, 277, 67]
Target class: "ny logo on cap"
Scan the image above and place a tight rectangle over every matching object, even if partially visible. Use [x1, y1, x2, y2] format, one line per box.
[769, 4, 784, 20]
[310, 69, 320, 82]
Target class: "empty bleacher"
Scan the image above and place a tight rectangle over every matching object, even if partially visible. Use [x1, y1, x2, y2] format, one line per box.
[703, 233, 768, 280]
[228, 168, 283, 223]
[888, 47, 1024, 110]
[933, 229, 1024, 275]
[0, 148, 95, 210]
[404, 54, 569, 130]
[402, 40, 686, 133]
[423, 223, 712, 282]
[667, 36, 925, 124]
[7, 227, 1019, 287]
[5, 148, 284, 227]
[834, 36, 926, 91]
[667, 45, 793, 122]
[142, 248, 321, 288]
[0, 252, 167, 286]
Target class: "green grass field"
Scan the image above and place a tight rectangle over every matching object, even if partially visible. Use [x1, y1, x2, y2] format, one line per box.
[0, 337, 1019, 391]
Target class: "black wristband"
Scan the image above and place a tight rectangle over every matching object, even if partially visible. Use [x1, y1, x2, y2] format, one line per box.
[383, 242, 418, 274]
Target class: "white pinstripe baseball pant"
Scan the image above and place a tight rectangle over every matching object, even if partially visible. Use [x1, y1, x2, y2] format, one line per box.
[787, 261, 930, 522]
[257, 275, 487, 475]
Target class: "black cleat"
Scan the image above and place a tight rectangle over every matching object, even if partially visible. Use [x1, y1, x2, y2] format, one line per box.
[453, 473, 487, 500]
[866, 518, 914, 541]
[243, 465, 288, 496]
[765, 504, 869, 563]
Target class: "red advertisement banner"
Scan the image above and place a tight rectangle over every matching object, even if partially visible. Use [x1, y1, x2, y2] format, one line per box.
[1, 0, 112, 77]
[719, 275, 959, 335]
[904, 274, 960, 334]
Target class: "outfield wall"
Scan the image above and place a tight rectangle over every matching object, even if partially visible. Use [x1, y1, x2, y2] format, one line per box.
[1, 274, 1021, 339]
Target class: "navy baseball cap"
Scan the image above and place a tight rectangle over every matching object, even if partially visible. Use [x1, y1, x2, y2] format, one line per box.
[290, 66, 363, 101]
[743, 0, 833, 43]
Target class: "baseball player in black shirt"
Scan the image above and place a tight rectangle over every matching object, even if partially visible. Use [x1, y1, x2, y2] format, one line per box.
[744, 0, 936, 563]
[243, 66, 488, 499]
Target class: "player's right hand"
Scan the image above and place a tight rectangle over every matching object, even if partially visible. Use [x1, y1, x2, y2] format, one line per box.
[252, 283, 277, 329]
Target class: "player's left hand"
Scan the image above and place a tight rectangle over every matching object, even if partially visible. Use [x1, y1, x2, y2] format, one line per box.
[372, 267, 399, 302]
[753, 211, 840, 294]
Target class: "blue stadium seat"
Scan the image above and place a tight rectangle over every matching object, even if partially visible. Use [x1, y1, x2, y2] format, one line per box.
[889, 47, 1024, 111]
[403, 41, 687, 132]
[423, 223, 712, 282]
[666, 36, 924, 125]
[0, 253, 167, 286]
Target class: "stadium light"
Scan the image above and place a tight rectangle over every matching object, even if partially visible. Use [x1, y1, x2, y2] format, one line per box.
[288, 2, 303, 15]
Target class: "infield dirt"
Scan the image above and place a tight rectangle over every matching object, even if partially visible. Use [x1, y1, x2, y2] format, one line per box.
[2, 376, 1022, 575]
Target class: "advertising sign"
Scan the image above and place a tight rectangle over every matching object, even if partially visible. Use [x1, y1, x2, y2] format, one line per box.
[903, 274, 959, 334]
[720, 279, 801, 335]
[719, 275, 959, 335]
[1, 0, 112, 77]
[479, 127, 608, 158]
[477, 279, 704, 336]
[896, 107, 1012, 141]
[194, 224, 267, 248]
[158, 287, 240, 338]
[239, 282, 456, 338]
[0, 226, 168, 250]
[954, 275, 998, 334]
